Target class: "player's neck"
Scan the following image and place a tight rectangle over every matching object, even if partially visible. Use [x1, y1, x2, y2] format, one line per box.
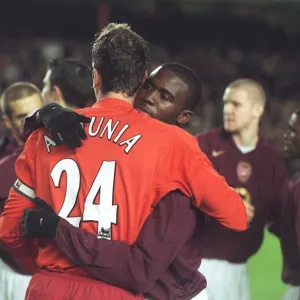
[100, 91, 135, 105]
[14, 134, 25, 146]
[232, 126, 259, 147]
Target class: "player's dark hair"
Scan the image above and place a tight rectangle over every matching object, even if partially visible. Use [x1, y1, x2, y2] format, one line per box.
[296, 109, 300, 116]
[0, 82, 41, 118]
[161, 63, 202, 111]
[48, 58, 95, 108]
[92, 23, 149, 96]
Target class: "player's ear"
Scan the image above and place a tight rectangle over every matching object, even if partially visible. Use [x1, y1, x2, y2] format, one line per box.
[253, 103, 264, 119]
[2, 114, 12, 130]
[176, 110, 194, 126]
[93, 69, 102, 95]
[52, 85, 64, 105]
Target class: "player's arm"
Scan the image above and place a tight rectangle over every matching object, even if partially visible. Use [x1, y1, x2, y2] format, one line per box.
[0, 150, 38, 273]
[266, 156, 289, 236]
[191, 155, 247, 231]
[156, 138, 247, 231]
[281, 179, 300, 285]
[22, 191, 199, 295]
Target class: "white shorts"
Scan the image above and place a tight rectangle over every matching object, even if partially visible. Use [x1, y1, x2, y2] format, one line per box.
[199, 258, 250, 300]
[282, 286, 300, 300]
[144, 288, 208, 300]
[0, 258, 32, 300]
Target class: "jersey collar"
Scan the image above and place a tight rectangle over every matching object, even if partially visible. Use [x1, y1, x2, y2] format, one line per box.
[92, 98, 133, 110]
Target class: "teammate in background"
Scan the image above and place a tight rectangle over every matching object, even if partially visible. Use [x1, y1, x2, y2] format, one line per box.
[0, 58, 94, 159]
[41, 58, 95, 109]
[280, 110, 300, 300]
[196, 78, 289, 300]
[22, 58, 95, 149]
[0, 82, 44, 300]
[0, 83, 42, 157]
[0, 83, 44, 201]
[21, 62, 212, 300]
[0, 23, 246, 300]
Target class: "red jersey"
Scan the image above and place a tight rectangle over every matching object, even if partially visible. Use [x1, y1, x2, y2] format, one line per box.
[0, 98, 246, 276]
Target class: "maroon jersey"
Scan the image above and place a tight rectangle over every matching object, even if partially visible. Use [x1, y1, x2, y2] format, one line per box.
[0, 135, 19, 160]
[196, 128, 289, 262]
[0, 144, 37, 275]
[55, 191, 206, 299]
[0, 145, 23, 211]
[281, 175, 300, 285]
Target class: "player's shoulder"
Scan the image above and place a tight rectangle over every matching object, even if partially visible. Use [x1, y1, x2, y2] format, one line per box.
[163, 123, 195, 141]
[258, 139, 285, 163]
[22, 127, 49, 159]
[289, 173, 300, 200]
[73, 106, 92, 114]
[159, 124, 202, 154]
[291, 173, 300, 187]
[196, 128, 222, 143]
[196, 127, 221, 139]
[195, 128, 225, 152]
[257, 140, 288, 179]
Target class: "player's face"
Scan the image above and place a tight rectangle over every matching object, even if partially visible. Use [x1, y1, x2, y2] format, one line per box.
[41, 70, 56, 104]
[284, 113, 300, 158]
[223, 87, 256, 133]
[134, 68, 191, 124]
[5, 94, 43, 142]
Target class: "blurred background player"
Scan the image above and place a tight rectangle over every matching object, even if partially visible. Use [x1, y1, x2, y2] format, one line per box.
[0, 83, 42, 159]
[0, 82, 43, 300]
[197, 78, 289, 300]
[22, 58, 95, 148]
[41, 58, 95, 109]
[21, 62, 210, 300]
[0, 82, 43, 206]
[280, 110, 300, 300]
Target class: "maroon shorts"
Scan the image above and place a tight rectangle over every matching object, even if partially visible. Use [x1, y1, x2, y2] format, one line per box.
[25, 270, 144, 300]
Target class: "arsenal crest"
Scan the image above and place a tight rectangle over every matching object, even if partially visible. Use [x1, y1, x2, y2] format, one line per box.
[237, 161, 252, 183]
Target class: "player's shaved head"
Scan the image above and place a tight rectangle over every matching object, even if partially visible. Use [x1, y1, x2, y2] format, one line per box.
[1, 82, 43, 145]
[1, 82, 42, 117]
[225, 78, 266, 107]
[223, 78, 265, 133]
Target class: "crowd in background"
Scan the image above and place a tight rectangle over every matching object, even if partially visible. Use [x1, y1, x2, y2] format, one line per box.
[0, 12, 300, 179]
[1, 37, 300, 153]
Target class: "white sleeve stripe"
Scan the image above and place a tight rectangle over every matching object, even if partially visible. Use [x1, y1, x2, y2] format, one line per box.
[13, 179, 36, 200]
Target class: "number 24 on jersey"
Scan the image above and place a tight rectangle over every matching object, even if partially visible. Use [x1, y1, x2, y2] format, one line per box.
[51, 159, 118, 240]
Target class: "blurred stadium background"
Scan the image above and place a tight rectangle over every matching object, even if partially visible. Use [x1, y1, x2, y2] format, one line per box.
[1, 1, 300, 298]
